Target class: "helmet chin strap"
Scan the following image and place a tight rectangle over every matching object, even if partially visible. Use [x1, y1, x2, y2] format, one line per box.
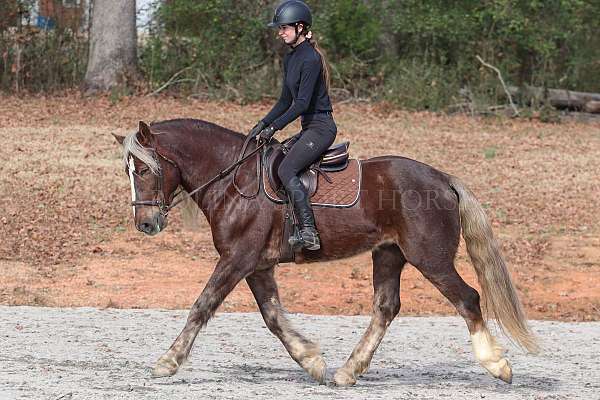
[287, 23, 303, 47]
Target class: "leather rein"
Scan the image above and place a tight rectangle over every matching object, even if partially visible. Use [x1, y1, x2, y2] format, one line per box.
[131, 135, 266, 216]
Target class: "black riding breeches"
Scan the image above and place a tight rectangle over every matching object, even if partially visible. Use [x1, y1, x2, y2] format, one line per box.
[277, 114, 337, 188]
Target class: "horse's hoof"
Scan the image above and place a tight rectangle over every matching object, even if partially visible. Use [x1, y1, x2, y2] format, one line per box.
[302, 355, 327, 384]
[333, 368, 356, 387]
[152, 357, 179, 378]
[496, 358, 513, 384]
[484, 358, 513, 384]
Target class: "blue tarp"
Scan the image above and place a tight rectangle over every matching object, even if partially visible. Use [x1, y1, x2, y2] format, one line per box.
[36, 15, 55, 30]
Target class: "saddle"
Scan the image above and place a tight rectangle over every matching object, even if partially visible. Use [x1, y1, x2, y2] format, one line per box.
[264, 140, 356, 203]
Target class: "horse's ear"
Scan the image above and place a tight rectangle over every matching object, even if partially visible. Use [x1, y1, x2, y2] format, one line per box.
[112, 133, 126, 145]
[138, 121, 154, 145]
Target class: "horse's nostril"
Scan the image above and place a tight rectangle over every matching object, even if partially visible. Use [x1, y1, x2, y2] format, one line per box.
[139, 222, 153, 233]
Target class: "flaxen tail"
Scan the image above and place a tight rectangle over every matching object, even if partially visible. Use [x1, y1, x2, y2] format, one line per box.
[449, 176, 539, 353]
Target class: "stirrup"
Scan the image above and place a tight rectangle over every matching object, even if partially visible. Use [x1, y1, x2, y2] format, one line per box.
[289, 227, 320, 251]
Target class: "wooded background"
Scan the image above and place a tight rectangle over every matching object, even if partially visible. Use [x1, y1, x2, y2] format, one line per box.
[1, 0, 599, 112]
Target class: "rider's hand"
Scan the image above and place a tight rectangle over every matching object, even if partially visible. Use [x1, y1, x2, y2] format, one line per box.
[258, 125, 277, 142]
[248, 120, 266, 138]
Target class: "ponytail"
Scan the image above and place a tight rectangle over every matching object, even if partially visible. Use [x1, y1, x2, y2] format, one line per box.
[306, 31, 331, 92]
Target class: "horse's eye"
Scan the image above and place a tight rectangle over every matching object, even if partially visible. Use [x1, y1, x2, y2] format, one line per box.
[129, 167, 148, 178]
[137, 167, 150, 176]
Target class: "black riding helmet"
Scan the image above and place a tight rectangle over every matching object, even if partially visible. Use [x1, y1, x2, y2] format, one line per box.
[268, 1, 312, 28]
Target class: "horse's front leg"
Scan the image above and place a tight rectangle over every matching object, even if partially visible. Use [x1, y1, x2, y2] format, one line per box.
[246, 267, 327, 383]
[152, 253, 257, 377]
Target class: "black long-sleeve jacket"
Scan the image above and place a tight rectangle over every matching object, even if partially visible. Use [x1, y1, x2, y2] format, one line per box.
[261, 40, 333, 131]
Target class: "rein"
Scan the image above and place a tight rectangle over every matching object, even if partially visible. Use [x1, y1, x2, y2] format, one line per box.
[162, 135, 266, 212]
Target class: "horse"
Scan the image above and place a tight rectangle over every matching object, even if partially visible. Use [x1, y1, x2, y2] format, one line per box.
[113, 118, 539, 386]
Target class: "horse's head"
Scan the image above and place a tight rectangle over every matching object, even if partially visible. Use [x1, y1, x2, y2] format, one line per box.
[114, 121, 182, 235]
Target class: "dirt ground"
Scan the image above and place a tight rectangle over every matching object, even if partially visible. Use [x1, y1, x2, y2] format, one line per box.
[4, 307, 599, 399]
[0, 94, 599, 321]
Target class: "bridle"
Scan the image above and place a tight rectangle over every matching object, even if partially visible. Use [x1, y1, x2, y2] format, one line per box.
[129, 136, 267, 217]
[129, 149, 182, 218]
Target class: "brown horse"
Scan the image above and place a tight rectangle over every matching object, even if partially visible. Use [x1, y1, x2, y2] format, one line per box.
[114, 118, 538, 386]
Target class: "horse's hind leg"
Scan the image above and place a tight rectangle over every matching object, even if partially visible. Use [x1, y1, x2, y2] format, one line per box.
[333, 241, 406, 386]
[415, 260, 513, 383]
[246, 267, 327, 383]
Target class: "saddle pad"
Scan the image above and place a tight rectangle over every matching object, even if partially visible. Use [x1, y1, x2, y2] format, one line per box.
[263, 159, 362, 208]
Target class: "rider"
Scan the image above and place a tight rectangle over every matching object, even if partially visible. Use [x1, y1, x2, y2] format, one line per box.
[249, 0, 337, 251]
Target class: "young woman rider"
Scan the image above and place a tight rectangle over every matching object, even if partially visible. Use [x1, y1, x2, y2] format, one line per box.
[249, 1, 337, 251]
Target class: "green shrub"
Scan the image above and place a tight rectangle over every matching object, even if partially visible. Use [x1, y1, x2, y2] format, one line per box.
[2, 0, 599, 112]
[381, 59, 462, 110]
[0, 28, 87, 92]
[139, 0, 276, 100]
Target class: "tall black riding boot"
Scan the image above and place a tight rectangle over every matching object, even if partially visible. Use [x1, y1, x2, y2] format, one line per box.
[284, 176, 320, 251]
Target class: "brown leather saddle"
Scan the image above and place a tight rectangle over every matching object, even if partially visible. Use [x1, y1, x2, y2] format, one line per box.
[263, 140, 351, 201]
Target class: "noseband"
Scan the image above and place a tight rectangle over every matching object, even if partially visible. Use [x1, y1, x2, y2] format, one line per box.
[130, 149, 182, 218]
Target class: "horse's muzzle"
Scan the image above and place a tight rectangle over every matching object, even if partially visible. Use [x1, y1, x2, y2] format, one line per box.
[137, 214, 167, 236]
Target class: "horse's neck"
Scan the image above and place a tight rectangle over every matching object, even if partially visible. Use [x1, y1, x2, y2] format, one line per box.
[163, 125, 245, 210]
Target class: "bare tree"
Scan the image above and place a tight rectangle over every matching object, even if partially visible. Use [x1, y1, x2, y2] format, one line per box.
[84, 0, 137, 93]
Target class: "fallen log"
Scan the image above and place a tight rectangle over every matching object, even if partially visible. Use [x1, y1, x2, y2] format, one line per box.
[508, 86, 600, 113]
[584, 101, 600, 114]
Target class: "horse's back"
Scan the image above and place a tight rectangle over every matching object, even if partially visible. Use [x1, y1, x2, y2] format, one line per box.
[361, 155, 454, 193]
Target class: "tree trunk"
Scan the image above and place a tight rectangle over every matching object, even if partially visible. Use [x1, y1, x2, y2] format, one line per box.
[84, 0, 137, 94]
